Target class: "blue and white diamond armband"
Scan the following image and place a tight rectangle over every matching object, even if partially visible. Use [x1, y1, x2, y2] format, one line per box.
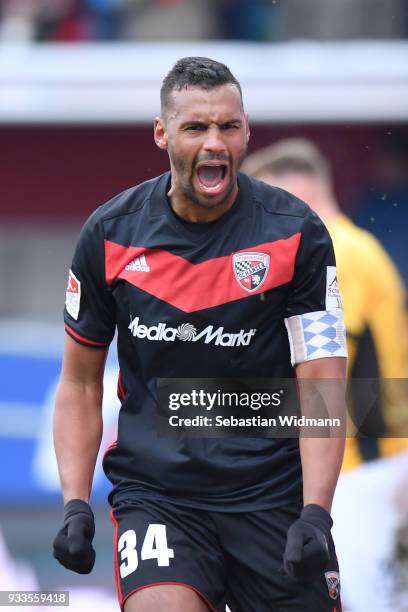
[285, 310, 347, 366]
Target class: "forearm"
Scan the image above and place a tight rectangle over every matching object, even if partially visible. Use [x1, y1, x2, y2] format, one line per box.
[300, 436, 345, 512]
[296, 357, 347, 512]
[54, 378, 103, 504]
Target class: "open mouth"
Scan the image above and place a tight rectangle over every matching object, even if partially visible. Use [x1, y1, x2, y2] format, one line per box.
[195, 162, 228, 195]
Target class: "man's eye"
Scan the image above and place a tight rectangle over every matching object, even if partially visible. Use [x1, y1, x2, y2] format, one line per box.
[222, 123, 239, 130]
[186, 125, 204, 131]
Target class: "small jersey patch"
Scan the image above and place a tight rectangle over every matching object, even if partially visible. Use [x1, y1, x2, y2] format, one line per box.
[326, 266, 342, 309]
[325, 571, 340, 600]
[233, 251, 270, 293]
[284, 310, 347, 365]
[65, 269, 81, 320]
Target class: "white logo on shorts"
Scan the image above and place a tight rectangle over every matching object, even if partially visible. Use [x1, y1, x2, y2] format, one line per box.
[325, 570, 340, 600]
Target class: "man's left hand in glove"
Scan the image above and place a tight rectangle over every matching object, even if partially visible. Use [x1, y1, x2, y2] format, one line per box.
[283, 503, 332, 583]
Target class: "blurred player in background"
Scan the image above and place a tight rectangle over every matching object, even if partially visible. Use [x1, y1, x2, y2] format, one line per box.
[52, 59, 347, 611]
[242, 138, 408, 611]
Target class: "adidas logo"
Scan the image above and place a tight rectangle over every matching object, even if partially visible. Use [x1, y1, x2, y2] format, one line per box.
[125, 254, 150, 272]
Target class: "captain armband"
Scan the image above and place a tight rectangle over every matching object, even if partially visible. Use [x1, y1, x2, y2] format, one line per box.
[284, 310, 347, 366]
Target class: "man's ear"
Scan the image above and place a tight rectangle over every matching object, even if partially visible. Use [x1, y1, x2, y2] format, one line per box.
[154, 117, 168, 150]
[245, 112, 250, 144]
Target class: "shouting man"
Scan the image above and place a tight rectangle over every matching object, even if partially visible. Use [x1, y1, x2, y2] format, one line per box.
[53, 57, 346, 612]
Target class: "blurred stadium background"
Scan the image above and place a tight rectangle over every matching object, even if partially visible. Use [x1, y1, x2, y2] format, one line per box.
[0, 1, 408, 610]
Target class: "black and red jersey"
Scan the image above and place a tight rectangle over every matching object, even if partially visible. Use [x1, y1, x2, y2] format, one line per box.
[64, 172, 346, 511]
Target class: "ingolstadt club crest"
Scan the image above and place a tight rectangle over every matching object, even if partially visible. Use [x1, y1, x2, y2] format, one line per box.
[325, 571, 340, 600]
[233, 251, 270, 293]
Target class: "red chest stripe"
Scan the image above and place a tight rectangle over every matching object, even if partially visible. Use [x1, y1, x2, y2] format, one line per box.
[105, 234, 301, 313]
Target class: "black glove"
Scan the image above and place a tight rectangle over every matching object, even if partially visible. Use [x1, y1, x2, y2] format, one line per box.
[283, 504, 332, 583]
[53, 499, 95, 574]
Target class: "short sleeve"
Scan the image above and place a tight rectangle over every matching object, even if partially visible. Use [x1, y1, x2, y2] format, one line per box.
[64, 210, 116, 348]
[284, 210, 347, 365]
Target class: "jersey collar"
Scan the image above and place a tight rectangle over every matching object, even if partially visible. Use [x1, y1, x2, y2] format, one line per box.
[149, 171, 254, 221]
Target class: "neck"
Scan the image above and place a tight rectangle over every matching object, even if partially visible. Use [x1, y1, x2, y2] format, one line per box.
[167, 180, 239, 223]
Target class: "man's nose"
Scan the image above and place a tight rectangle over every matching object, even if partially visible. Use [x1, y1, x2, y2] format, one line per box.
[202, 127, 226, 154]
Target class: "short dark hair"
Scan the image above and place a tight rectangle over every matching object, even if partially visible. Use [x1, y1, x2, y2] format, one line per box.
[160, 56, 242, 114]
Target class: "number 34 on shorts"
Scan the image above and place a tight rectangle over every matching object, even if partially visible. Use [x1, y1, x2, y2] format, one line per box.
[110, 500, 227, 612]
[118, 523, 175, 577]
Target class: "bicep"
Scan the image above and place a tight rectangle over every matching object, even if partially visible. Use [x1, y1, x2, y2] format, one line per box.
[295, 357, 347, 379]
[295, 357, 347, 434]
[60, 334, 108, 386]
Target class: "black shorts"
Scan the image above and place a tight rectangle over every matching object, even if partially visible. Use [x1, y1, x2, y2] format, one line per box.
[110, 498, 341, 612]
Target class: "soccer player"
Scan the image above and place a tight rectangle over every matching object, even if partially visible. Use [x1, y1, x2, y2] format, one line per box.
[53, 58, 347, 612]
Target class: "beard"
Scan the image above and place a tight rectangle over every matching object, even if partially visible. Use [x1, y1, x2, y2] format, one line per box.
[168, 145, 247, 210]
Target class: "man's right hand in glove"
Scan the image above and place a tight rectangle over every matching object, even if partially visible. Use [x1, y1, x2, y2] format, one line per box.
[53, 499, 95, 574]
